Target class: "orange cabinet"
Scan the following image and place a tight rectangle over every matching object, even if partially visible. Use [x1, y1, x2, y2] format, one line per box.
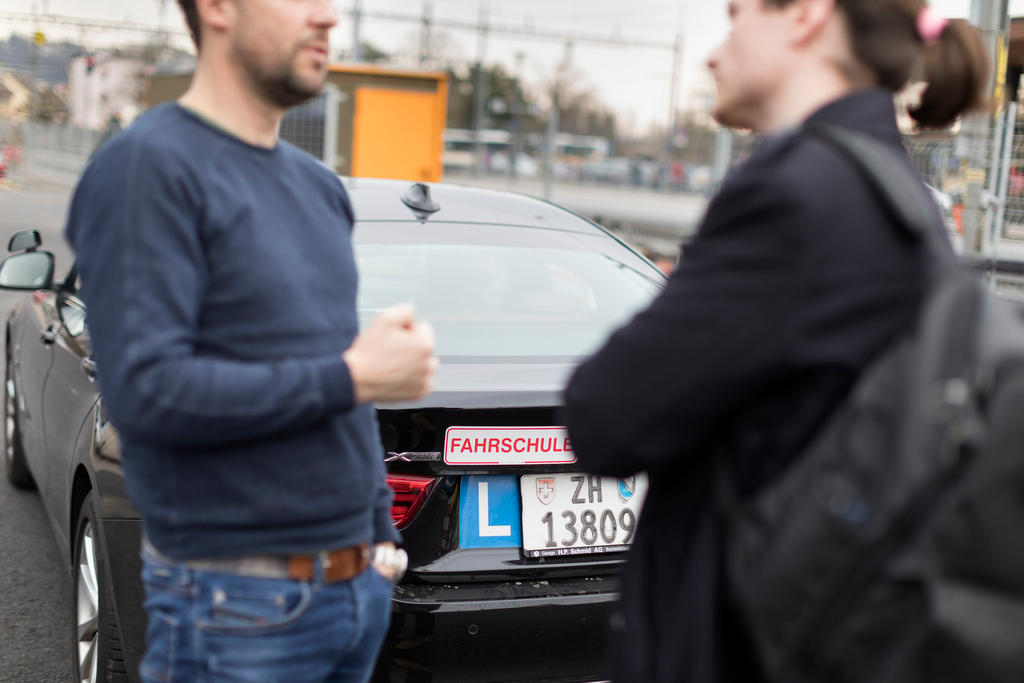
[351, 84, 445, 182]
[144, 63, 448, 181]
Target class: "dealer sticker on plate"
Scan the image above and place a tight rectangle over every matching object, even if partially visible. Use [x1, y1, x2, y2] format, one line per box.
[444, 426, 576, 466]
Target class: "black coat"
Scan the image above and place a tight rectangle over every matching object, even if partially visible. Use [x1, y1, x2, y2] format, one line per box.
[564, 89, 937, 682]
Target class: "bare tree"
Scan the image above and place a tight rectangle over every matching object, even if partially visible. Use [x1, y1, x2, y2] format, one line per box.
[540, 46, 617, 140]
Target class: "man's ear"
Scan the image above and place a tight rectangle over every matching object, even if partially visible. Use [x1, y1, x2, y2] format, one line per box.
[195, 0, 236, 37]
[786, 0, 837, 48]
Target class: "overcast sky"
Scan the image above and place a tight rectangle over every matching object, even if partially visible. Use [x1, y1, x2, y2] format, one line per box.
[0, 0, 1006, 133]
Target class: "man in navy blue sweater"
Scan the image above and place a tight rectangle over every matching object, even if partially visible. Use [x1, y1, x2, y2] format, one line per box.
[64, 0, 438, 681]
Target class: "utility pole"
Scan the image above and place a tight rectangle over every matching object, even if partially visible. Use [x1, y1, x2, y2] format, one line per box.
[543, 41, 572, 200]
[667, 32, 683, 160]
[351, 0, 363, 63]
[510, 50, 527, 183]
[29, 1, 39, 121]
[962, 0, 1009, 255]
[154, 0, 169, 64]
[419, 1, 433, 67]
[472, 1, 489, 176]
[543, 107, 560, 201]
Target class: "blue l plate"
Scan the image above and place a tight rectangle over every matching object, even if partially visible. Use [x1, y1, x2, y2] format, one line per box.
[459, 474, 523, 549]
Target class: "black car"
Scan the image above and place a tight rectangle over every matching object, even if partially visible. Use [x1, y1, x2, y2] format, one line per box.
[1, 179, 664, 683]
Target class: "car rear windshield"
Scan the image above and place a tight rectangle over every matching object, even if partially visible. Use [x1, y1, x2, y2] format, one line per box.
[354, 224, 662, 357]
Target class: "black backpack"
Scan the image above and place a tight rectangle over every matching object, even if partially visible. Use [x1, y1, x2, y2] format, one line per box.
[724, 123, 1024, 683]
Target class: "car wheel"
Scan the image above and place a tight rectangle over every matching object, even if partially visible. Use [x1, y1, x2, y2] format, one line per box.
[72, 491, 129, 683]
[4, 351, 33, 489]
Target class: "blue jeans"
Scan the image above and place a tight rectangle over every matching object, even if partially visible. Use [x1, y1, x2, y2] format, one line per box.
[139, 545, 393, 683]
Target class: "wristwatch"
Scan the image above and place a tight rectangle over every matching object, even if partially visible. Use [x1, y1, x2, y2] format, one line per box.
[372, 543, 408, 582]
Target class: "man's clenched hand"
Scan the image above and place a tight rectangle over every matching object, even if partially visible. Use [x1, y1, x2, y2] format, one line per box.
[343, 303, 438, 404]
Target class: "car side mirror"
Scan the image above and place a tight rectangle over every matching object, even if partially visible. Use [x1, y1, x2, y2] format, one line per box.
[8, 230, 41, 253]
[0, 251, 54, 290]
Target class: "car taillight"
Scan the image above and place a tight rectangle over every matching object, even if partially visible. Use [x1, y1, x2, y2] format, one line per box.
[387, 474, 435, 530]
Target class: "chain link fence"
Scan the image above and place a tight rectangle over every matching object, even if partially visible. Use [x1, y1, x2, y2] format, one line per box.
[996, 116, 1024, 242]
[20, 120, 104, 185]
[904, 114, 1024, 302]
[904, 112, 1024, 252]
[280, 93, 327, 160]
[0, 118, 103, 187]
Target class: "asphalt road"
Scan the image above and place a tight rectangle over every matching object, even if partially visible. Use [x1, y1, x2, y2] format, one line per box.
[0, 179, 76, 683]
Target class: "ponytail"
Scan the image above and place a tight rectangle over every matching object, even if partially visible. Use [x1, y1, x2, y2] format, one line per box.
[909, 18, 990, 128]
[763, 0, 991, 128]
[837, 1, 990, 129]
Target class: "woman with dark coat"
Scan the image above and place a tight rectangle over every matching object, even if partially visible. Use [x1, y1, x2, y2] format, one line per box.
[564, 1, 989, 681]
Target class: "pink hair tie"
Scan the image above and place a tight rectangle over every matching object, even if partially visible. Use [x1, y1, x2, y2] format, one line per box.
[917, 7, 949, 43]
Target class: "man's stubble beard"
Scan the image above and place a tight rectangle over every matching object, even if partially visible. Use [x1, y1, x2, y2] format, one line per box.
[261, 70, 323, 109]
[234, 40, 325, 110]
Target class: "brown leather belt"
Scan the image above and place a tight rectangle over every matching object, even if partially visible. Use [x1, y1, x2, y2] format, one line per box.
[287, 544, 370, 583]
[143, 538, 370, 584]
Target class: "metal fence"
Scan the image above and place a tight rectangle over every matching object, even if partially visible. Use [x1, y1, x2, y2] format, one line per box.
[280, 95, 327, 160]
[0, 119, 102, 186]
[11, 97, 1024, 271]
[992, 114, 1024, 243]
[904, 107, 1024, 260]
[905, 137, 960, 194]
[278, 85, 340, 169]
[5, 85, 341, 187]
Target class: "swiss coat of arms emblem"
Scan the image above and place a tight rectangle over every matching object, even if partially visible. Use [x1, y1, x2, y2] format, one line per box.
[536, 478, 556, 505]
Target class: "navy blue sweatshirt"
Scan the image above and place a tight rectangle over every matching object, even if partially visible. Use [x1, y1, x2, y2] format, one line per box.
[65, 103, 400, 559]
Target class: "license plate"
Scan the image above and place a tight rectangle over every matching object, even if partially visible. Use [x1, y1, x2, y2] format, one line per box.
[520, 473, 647, 558]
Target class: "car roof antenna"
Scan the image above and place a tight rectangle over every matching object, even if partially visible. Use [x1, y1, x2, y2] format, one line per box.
[401, 183, 441, 224]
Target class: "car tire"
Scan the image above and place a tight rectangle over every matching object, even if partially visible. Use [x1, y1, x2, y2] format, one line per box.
[4, 350, 33, 489]
[72, 491, 129, 683]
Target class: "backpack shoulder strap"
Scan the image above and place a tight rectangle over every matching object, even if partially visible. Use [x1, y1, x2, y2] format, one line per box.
[805, 122, 957, 271]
